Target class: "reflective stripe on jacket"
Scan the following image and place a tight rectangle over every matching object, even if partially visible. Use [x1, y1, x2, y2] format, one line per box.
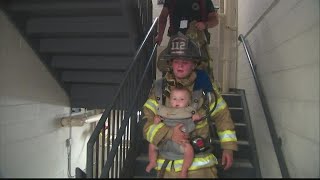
[209, 95, 226, 116]
[218, 130, 237, 142]
[144, 99, 158, 114]
[208, 96, 237, 143]
[143, 96, 237, 143]
[155, 153, 218, 172]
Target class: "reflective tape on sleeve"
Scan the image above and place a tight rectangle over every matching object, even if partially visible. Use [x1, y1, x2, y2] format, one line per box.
[146, 123, 165, 143]
[143, 99, 159, 114]
[209, 97, 227, 116]
[217, 130, 237, 142]
[155, 153, 218, 172]
[195, 119, 207, 129]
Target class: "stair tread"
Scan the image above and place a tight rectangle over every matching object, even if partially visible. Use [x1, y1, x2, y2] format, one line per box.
[212, 122, 246, 126]
[222, 93, 241, 96]
[229, 107, 243, 110]
[6, 0, 122, 12]
[217, 158, 254, 169]
[136, 153, 149, 161]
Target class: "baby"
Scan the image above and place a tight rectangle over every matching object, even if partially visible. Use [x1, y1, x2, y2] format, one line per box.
[146, 87, 202, 177]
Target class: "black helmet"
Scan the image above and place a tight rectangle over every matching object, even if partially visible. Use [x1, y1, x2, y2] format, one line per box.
[157, 32, 203, 72]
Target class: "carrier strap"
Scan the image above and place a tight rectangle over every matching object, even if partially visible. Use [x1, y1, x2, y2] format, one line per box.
[154, 78, 202, 110]
[158, 159, 170, 178]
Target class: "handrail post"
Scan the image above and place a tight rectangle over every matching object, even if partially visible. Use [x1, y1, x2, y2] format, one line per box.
[238, 34, 290, 178]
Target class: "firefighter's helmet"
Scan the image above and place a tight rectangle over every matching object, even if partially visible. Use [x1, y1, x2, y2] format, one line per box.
[157, 32, 203, 72]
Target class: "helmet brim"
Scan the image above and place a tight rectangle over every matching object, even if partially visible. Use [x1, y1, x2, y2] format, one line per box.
[157, 47, 202, 72]
[156, 32, 204, 72]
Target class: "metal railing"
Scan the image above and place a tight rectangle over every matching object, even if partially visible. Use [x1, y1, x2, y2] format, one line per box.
[238, 34, 289, 178]
[85, 0, 158, 178]
[238, 89, 262, 178]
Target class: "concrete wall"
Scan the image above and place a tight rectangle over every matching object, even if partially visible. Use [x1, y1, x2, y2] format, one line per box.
[237, 0, 319, 178]
[0, 10, 92, 178]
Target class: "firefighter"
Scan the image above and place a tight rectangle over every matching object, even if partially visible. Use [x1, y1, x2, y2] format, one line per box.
[155, 0, 219, 79]
[155, 0, 219, 45]
[142, 33, 238, 178]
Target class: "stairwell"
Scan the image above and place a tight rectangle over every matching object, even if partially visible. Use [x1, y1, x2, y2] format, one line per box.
[134, 89, 262, 178]
[2, 0, 263, 178]
[2, 0, 147, 109]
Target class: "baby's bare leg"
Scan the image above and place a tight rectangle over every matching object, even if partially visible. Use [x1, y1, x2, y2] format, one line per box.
[180, 143, 194, 178]
[146, 143, 158, 172]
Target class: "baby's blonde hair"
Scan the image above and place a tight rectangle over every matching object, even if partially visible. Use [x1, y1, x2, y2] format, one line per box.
[170, 86, 192, 104]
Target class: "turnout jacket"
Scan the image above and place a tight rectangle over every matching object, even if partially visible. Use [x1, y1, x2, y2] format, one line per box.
[143, 70, 238, 172]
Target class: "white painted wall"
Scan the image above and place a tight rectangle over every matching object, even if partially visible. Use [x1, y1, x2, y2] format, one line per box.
[237, 0, 319, 178]
[0, 10, 92, 178]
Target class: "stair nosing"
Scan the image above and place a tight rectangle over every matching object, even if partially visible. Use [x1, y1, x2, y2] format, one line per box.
[222, 93, 241, 96]
[229, 107, 243, 110]
[212, 122, 246, 126]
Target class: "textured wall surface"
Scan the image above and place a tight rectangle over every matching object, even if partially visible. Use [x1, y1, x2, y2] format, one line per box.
[0, 10, 92, 178]
[237, 0, 319, 178]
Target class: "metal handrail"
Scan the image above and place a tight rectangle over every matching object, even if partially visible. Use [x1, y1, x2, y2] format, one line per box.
[100, 43, 158, 177]
[85, 0, 157, 177]
[238, 89, 262, 178]
[238, 34, 289, 178]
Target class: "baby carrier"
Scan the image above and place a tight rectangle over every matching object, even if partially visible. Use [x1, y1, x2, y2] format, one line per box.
[154, 70, 219, 177]
[156, 104, 197, 160]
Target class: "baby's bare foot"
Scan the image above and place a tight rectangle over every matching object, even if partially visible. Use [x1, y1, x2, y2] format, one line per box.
[179, 171, 188, 178]
[145, 162, 157, 173]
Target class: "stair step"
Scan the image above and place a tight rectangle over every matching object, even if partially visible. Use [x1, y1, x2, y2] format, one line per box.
[3, 0, 138, 110]
[61, 71, 125, 84]
[229, 107, 244, 123]
[222, 93, 242, 108]
[6, 0, 122, 16]
[221, 92, 240, 96]
[28, 32, 130, 38]
[51, 55, 131, 70]
[134, 155, 157, 177]
[26, 16, 129, 36]
[136, 153, 149, 161]
[228, 158, 254, 169]
[70, 84, 119, 108]
[38, 37, 135, 54]
[212, 140, 252, 161]
[217, 158, 257, 178]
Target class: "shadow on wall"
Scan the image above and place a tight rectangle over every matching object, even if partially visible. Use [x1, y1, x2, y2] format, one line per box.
[0, 11, 69, 107]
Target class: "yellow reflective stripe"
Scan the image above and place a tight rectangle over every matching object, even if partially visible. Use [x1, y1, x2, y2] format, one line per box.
[155, 154, 218, 172]
[217, 130, 237, 142]
[212, 83, 220, 92]
[146, 123, 165, 143]
[195, 120, 207, 129]
[143, 99, 158, 114]
[210, 97, 227, 116]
